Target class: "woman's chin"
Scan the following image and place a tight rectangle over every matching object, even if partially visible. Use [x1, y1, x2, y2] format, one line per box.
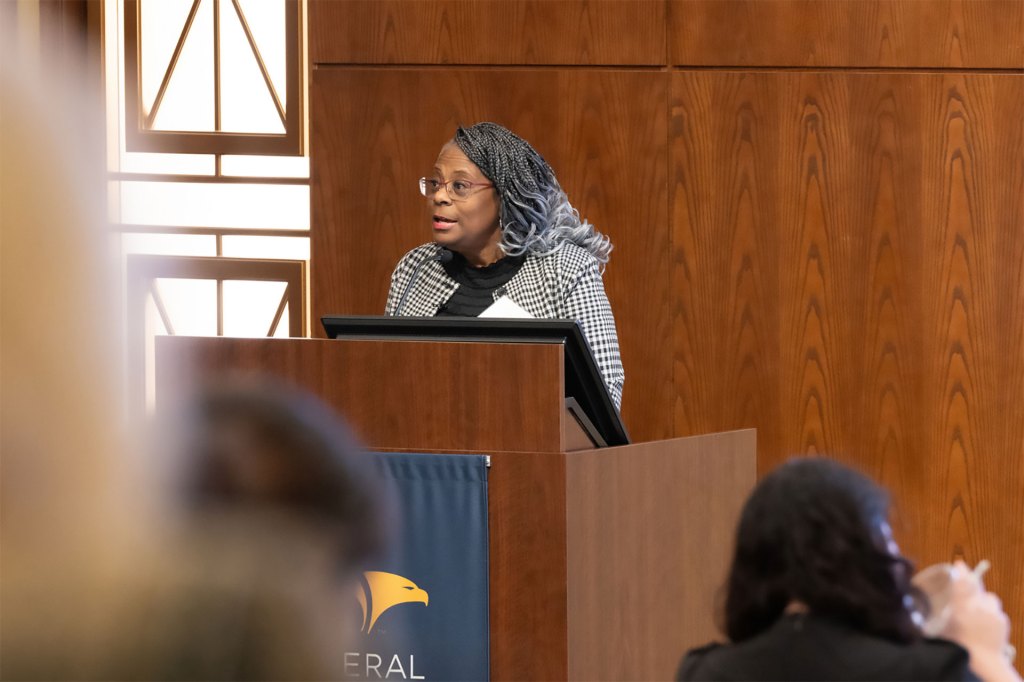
[432, 232, 459, 248]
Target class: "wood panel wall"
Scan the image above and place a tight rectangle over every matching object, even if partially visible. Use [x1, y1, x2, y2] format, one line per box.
[309, 0, 1024, 662]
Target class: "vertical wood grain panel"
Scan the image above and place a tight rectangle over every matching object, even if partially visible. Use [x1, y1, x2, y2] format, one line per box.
[309, 0, 665, 66]
[310, 68, 672, 441]
[671, 72, 784, 454]
[916, 75, 1024, 635]
[670, 0, 1024, 68]
[671, 71, 1024, 654]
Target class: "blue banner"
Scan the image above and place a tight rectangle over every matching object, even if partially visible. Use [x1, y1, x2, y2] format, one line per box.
[346, 452, 490, 681]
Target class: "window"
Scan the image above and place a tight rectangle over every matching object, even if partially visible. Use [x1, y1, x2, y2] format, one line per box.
[123, 0, 303, 154]
[103, 0, 310, 406]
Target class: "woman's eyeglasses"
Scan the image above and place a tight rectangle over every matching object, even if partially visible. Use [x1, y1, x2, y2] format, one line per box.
[419, 176, 493, 201]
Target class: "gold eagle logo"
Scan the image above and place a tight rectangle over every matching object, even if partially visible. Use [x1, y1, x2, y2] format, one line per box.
[357, 571, 429, 634]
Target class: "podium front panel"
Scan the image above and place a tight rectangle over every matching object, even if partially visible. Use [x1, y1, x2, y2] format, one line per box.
[156, 336, 566, 453]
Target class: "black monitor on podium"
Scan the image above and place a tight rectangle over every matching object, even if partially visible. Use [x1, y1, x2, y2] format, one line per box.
[320, 316, 630, 448]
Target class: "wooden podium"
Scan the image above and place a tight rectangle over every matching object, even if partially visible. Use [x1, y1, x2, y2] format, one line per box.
[156, 336, 756, 681]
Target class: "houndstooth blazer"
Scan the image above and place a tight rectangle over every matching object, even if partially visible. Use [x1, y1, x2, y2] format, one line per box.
[385, 242, 625, 409]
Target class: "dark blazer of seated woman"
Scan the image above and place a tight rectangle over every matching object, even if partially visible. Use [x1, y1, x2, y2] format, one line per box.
[679, 611, 974, 681]
[677, 458, 977, 682]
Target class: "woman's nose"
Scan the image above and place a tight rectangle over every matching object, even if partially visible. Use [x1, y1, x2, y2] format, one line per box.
[433, 187, 453, 205]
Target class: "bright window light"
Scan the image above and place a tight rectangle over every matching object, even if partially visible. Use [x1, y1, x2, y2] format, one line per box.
[220, 235, 310, 260]
[220, 154, 308, 178]
[121, 233, 218, 257]
[223, 280, 289, 337]
[120, 181, 309, 230]
[154, 278, 218, 335]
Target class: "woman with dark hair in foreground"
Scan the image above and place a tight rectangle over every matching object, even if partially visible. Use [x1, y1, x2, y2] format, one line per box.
[677, 458, 1017, 682]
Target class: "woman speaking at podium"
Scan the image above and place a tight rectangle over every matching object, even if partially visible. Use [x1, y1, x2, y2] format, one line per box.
[385, 122, 624, 409]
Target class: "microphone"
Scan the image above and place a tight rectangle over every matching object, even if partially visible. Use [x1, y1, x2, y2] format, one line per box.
[393, 248, 453, 316]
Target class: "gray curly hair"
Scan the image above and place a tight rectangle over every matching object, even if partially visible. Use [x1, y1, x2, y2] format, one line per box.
[453, 122, 612, 264]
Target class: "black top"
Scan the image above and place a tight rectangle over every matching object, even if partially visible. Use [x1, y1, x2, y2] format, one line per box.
[677, 614, 977, 682]
[438, 251, 526, 317]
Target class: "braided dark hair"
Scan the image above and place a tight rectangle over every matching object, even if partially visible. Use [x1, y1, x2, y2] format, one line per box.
[453, 122, 612, 264]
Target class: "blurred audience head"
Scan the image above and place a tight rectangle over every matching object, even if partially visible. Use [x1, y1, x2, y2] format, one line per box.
[106, 376, 391, 681]
[164, 376, 388, 572]
[723, 457, 920, 644]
